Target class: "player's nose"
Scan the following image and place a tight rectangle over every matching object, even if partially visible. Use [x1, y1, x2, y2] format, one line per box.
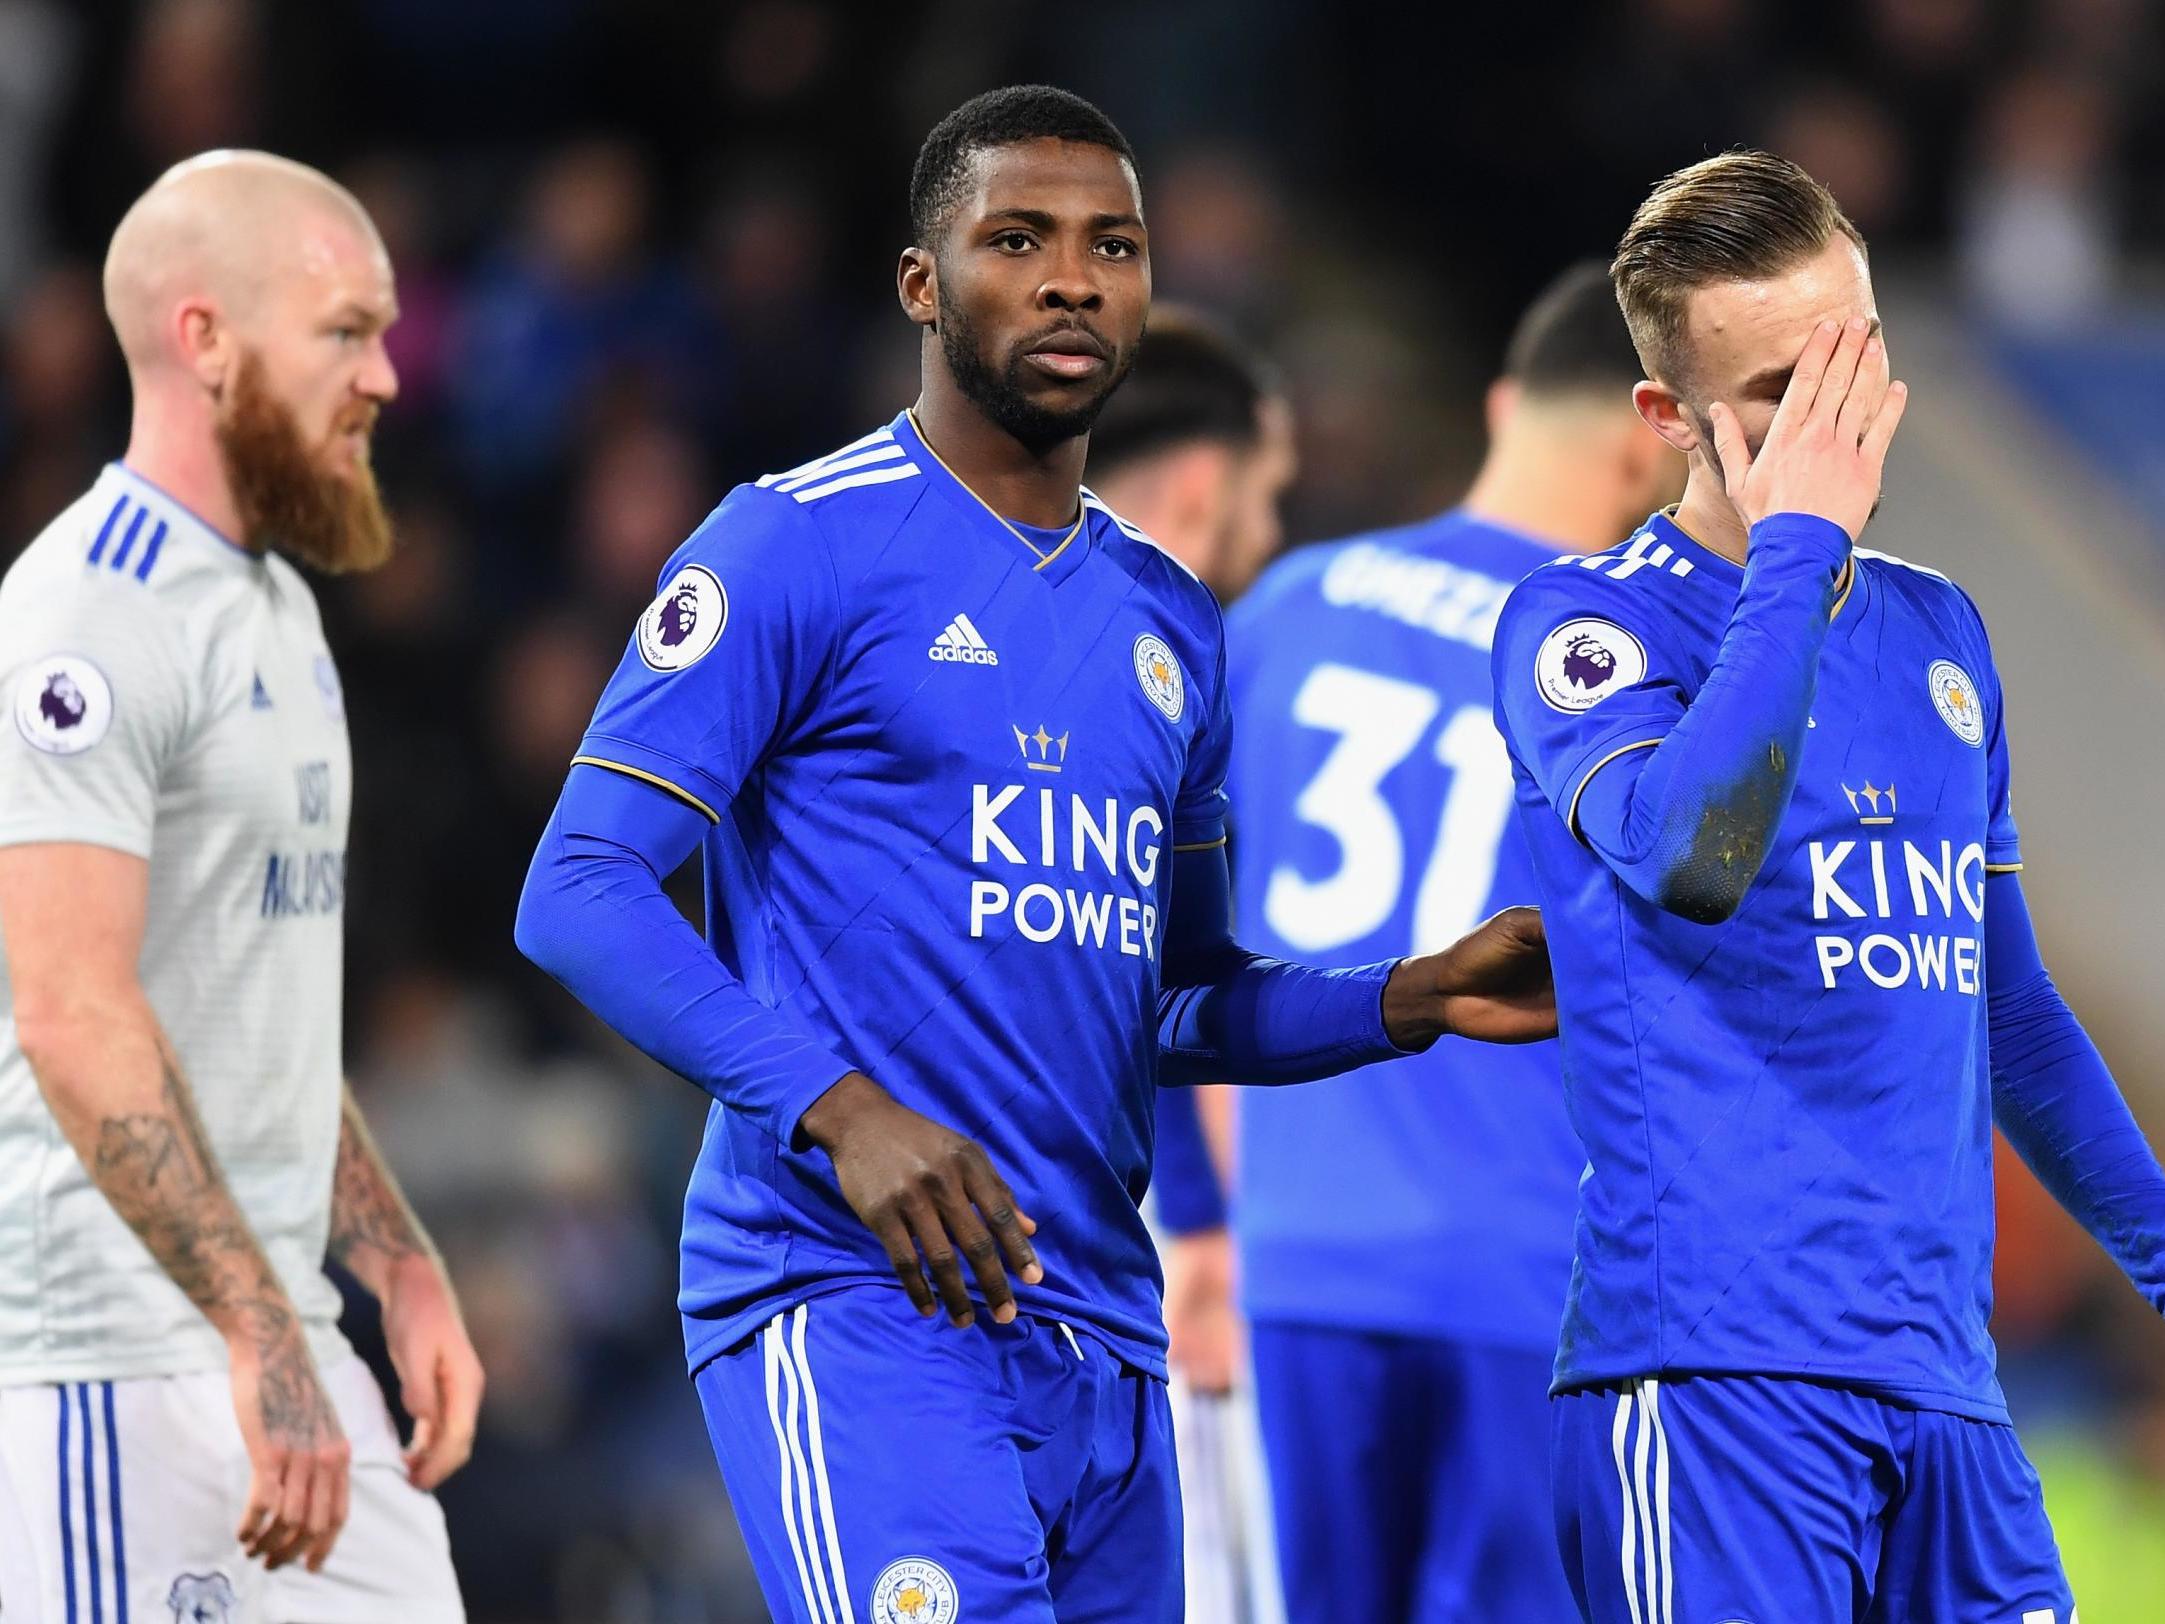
[1037, 251, 1102, 311]
[359, 335, 399, 404]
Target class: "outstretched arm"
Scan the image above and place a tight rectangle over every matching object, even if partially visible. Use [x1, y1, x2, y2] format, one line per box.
[327, 1088, 482, 1490]
[1986, 872, 2165, 1313]
[1155, 841, 1553, 1087]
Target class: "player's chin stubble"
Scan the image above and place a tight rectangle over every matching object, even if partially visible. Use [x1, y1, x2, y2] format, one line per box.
[936, 287, 1132, 453]
[216, 351, 395, 575]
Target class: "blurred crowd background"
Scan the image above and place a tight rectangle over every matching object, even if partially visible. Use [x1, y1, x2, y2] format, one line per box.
[4, 1, 2165, 1618]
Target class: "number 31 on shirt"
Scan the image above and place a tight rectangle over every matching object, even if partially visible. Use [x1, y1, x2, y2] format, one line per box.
[1262, 663, 1516, 957]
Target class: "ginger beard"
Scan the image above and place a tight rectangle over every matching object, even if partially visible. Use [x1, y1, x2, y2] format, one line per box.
[215, 350, 394, 574]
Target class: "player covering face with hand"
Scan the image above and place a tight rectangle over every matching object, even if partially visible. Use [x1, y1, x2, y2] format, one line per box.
[516, 85, 1553, 1624]
[0, 152, 476, 1615]
[1491, 151, 2165, 1623]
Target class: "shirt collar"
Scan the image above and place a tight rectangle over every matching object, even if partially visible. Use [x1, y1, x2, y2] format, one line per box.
[1645, 508, 1860, 622]
[103, 462, 261, 569]
[892, 410, 1093, 586]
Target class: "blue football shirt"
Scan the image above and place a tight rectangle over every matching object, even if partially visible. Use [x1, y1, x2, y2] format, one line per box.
[574, 411, 1231, 1376]
[1227, 512, 1582, 1349]
[1491, 511, 2022, 1419]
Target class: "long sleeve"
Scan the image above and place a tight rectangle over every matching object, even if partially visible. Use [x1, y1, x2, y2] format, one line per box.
[1986, 871, 2165, 1314]
[1152, 1085, 1228, 1234]
[1495, 513, 1852, 923]
[1155, 842, 1408, 1087]
[514, 763, 853, 1148]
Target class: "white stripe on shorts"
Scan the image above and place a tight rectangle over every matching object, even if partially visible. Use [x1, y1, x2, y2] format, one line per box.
[790, 1305, 855, 1624]
[1648, 1379, 1674, 1624]
[1612, 1381, 1674, 1624]
[764, 1318, 827, 1622]
[1611, 1389, 1644, 1624]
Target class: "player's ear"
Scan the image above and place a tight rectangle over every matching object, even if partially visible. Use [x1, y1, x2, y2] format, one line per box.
[1146, 444, 1232, 577]
[1173, 443, 1233, 535]
[1484, 377, 1520, 441]
[1632, 379, 1699, 457]
[174, 295, 233, 396]
[1621, 409, 1686, 516]
[898, 246, 938, 330]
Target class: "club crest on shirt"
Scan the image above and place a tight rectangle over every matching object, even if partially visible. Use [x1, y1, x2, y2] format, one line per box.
[1133, 632, 1184, 721]
[1926, 658, 1984, 746]
[871, 1556, 960, 1622]
[638, 563, 728, 672]
[11, 653, 113, 755]
[167, 1570, 237, 1622]
[1535, 617, 1646, 713]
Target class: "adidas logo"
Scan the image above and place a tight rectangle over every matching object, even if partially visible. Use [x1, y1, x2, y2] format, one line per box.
[928, 613, 999, 666]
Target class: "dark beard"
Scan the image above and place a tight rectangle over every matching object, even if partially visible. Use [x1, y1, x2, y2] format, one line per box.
[936, 284, 1136, 454]
[216, 351, 394, 575]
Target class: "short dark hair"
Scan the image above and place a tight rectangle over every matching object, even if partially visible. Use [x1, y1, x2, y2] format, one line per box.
[1612, 150, 1866, 385]
[1503, 261, 1647, 400]
[910, 84, 1137, 247]
[1085, 308, 1273, 480]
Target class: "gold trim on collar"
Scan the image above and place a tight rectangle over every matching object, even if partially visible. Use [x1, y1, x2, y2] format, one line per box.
[1662, 508, 1857, 622]
[1829, 556, 1857, 620]
[907, 408, 1084, 565]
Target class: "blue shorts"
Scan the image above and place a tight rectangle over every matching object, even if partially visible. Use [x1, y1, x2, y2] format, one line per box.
[1552, 1375, 2077, 1623]
[1250, 1321, 1576, 1623]
[693, 1284, 1180, 1624]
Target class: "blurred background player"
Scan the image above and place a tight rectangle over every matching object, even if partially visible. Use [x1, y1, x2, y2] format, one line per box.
[1085, 306, 1298, 605]
[0, 152, 478, 1614]
[1083, 306, 1297, 1624]
[1496, 153, 2165, 1622]
[1150, 262, 1681, 1622]
[516, 86, 1553, 1624]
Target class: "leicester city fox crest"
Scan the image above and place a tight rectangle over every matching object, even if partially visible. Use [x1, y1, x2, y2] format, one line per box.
[167, 1571, 238, 1622]
[871, 1557, 960, 1621]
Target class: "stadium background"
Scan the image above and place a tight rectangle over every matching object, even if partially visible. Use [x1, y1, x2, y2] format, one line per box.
[3, 0, 2163, 1617]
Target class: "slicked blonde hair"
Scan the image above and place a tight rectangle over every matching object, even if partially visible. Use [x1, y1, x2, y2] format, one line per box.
[1611, 150, 1866, 387]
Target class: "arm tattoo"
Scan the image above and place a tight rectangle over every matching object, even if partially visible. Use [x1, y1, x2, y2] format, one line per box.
[80, 1045, 336, 1444]
[326, 1088, 429, 1286]
[90, 1049, 287, 1326]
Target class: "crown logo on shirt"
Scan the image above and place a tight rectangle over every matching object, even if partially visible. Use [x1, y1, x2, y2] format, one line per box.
[1013, 723, 1070, 772]
[1841, 781, 1897, 824]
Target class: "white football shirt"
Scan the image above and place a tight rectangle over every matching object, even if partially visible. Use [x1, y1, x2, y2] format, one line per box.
[0, 463, 352, 1382]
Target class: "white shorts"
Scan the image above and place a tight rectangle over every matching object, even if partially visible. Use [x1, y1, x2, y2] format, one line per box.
[0, 1353, 463, 1623]
[1170, 1372, 1284, 1624]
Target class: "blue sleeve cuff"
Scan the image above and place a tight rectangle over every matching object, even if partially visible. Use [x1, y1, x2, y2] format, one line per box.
[1159, 956, 1404, 1086]
[1750, 512, 1856, 559]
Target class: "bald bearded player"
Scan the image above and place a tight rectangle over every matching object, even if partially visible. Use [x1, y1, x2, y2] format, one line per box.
[0, 153, 476, 1617]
